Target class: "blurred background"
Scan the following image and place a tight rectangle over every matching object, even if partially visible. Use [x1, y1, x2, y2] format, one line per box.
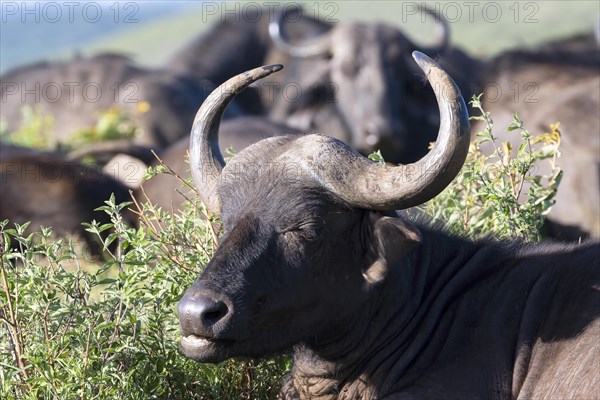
[2, 0, 598, 73]
[1, 1, 599, 241]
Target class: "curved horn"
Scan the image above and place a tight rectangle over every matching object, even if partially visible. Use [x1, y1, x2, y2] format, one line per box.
[189, 64, 284, 215]
[416, 4, 450, 54]
[268, 7, 332, 58]
[301, 51, 469, 210]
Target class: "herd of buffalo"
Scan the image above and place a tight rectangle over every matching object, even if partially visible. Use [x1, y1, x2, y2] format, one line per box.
[1, 5, 599, 399]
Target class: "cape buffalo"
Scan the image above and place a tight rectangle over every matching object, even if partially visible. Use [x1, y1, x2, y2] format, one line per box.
[262, 6, 480, 163]
[177, 59, 599, 399]
[0, 54, 242, 149]
[0, 146, 136, 252]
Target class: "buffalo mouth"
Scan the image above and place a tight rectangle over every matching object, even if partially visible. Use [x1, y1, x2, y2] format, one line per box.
[180, 335, 234, 363]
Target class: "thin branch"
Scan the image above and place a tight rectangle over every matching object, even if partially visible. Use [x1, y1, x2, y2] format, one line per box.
[0, 237, 32, 390]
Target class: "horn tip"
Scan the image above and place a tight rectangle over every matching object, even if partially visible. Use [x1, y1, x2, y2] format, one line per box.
[412, 51, 431, 66]
[264, 64, 284, 73]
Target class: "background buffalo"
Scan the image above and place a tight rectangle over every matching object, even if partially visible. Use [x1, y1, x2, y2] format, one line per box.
[1, 3, 598, 242]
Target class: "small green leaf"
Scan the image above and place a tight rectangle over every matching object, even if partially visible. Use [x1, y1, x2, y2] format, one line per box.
[368, 150, 385, 164]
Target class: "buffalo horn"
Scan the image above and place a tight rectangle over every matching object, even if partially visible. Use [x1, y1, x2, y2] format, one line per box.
[189, 64, 284, 215]
[268, 7, 332, 58]
[416, 5, 450, 54]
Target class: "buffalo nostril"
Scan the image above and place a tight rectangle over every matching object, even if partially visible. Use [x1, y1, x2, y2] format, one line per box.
[198, 298, 229, 327]
[179, 294, 229, 333]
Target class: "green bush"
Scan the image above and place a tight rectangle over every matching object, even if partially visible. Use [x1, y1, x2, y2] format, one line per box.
[0, 106, 56, 150]
[0, 100, 561, 399]
[420, 95, 562, 241]
[0, 105, 144, 152]
[1, 194, 289, 400]
[66, 105, 146, 149]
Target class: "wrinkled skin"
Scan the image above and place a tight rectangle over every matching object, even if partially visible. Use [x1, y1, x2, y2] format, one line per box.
[181, 180, 370, 362]
[179, 135, 419, 365]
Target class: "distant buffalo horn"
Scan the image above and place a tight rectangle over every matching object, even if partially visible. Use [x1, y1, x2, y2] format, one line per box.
[189, 64, 284, 215]
[416, 4, 450, 54]
[268, 7, 332, 58]
[269, 5, 449, 58]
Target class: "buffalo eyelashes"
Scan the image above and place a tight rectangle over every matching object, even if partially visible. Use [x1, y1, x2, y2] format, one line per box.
[281, 225, 323, 241]
[298, 228, 321, 241]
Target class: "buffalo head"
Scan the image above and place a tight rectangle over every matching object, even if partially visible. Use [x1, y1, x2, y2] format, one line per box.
[178, 52, 470, 363]
[263, 5, 453, 163]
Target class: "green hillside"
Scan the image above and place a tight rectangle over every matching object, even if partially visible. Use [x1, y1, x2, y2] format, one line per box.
[2, 0, 598, 71]
[73, 7, 212, 67]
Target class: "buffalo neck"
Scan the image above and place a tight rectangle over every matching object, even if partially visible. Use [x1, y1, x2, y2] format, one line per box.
[289, 226, 516, 399]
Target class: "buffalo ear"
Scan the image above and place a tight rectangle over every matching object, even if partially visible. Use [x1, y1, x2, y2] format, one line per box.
[363, 214, 421, 285]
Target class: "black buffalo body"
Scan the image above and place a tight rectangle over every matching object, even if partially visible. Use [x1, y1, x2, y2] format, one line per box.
[0, 147, 136, 251]
[1, 53, 242, 149]
[177, 59, 599, 399]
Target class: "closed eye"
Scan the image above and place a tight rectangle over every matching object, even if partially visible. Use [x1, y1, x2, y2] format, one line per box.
[298, 227, 322, 241]
[280, 221, 325, 242]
